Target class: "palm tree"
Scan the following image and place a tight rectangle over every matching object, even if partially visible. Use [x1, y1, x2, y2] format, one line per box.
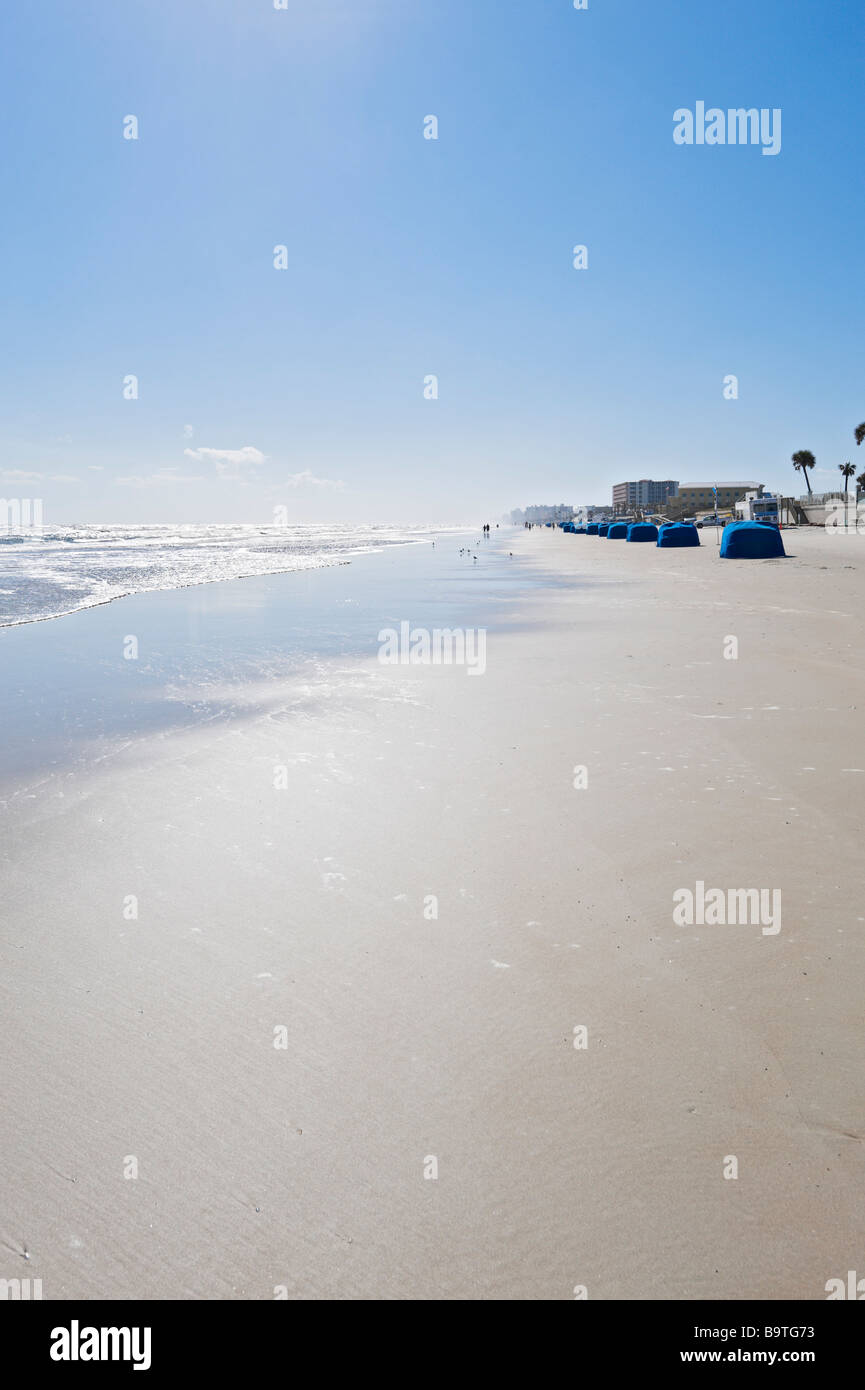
[839, 461, 855, 526]
[850, 421, 863, 495]
[791, 449, 816, 495]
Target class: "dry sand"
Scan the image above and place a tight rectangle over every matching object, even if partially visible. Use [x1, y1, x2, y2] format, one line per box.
[2, 525, 864, 1299]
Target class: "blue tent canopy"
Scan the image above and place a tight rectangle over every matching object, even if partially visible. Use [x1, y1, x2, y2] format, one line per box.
[627, 523, 659, 543]
[597, 523, 610, 536]
[607, 522, 629, 538]
[658, 522, 700, 548]
[720, 521, 786, 558]
[586, 523, 599, 535]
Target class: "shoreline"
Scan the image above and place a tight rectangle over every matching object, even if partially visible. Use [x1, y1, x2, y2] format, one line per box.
[0, 531, 467, 631]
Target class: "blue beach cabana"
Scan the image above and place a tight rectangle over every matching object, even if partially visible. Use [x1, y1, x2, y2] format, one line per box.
[607, 522, 629, 539]
[657, 522, 700, 548]
[586, 522, 599, 535]
[597, 523, 610, 536]
[720, 521, 786, 558]
[626, 523, 659, 543]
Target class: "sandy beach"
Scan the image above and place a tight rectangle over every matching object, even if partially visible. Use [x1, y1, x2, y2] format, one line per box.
[2, 525, 864, 1301]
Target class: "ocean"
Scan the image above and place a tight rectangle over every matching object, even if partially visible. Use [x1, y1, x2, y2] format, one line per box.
[0, 526, 529, 786]
[0, 522, 450, 627]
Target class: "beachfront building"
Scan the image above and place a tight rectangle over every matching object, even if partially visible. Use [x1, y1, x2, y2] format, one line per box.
[511, 503, 574, 525]
[612, 479, 679, 515]
[798, 492, 860, 526]
[666, 482, 762, 520]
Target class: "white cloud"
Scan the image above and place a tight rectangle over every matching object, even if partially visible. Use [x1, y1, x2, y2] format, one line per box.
[116, 469, 206, 488]
[1, 470, 83, 484]
[182, 424, 194, 438]
[88, 465, 104, 472]
[183, 445, 266, 479]
[280, 469, 344, 490]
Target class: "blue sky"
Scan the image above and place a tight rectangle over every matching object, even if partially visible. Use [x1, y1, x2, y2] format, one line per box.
[0, 0, 862, 523]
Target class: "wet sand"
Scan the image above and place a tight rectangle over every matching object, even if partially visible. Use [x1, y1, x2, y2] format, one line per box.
[2, 526, 863, 1299]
